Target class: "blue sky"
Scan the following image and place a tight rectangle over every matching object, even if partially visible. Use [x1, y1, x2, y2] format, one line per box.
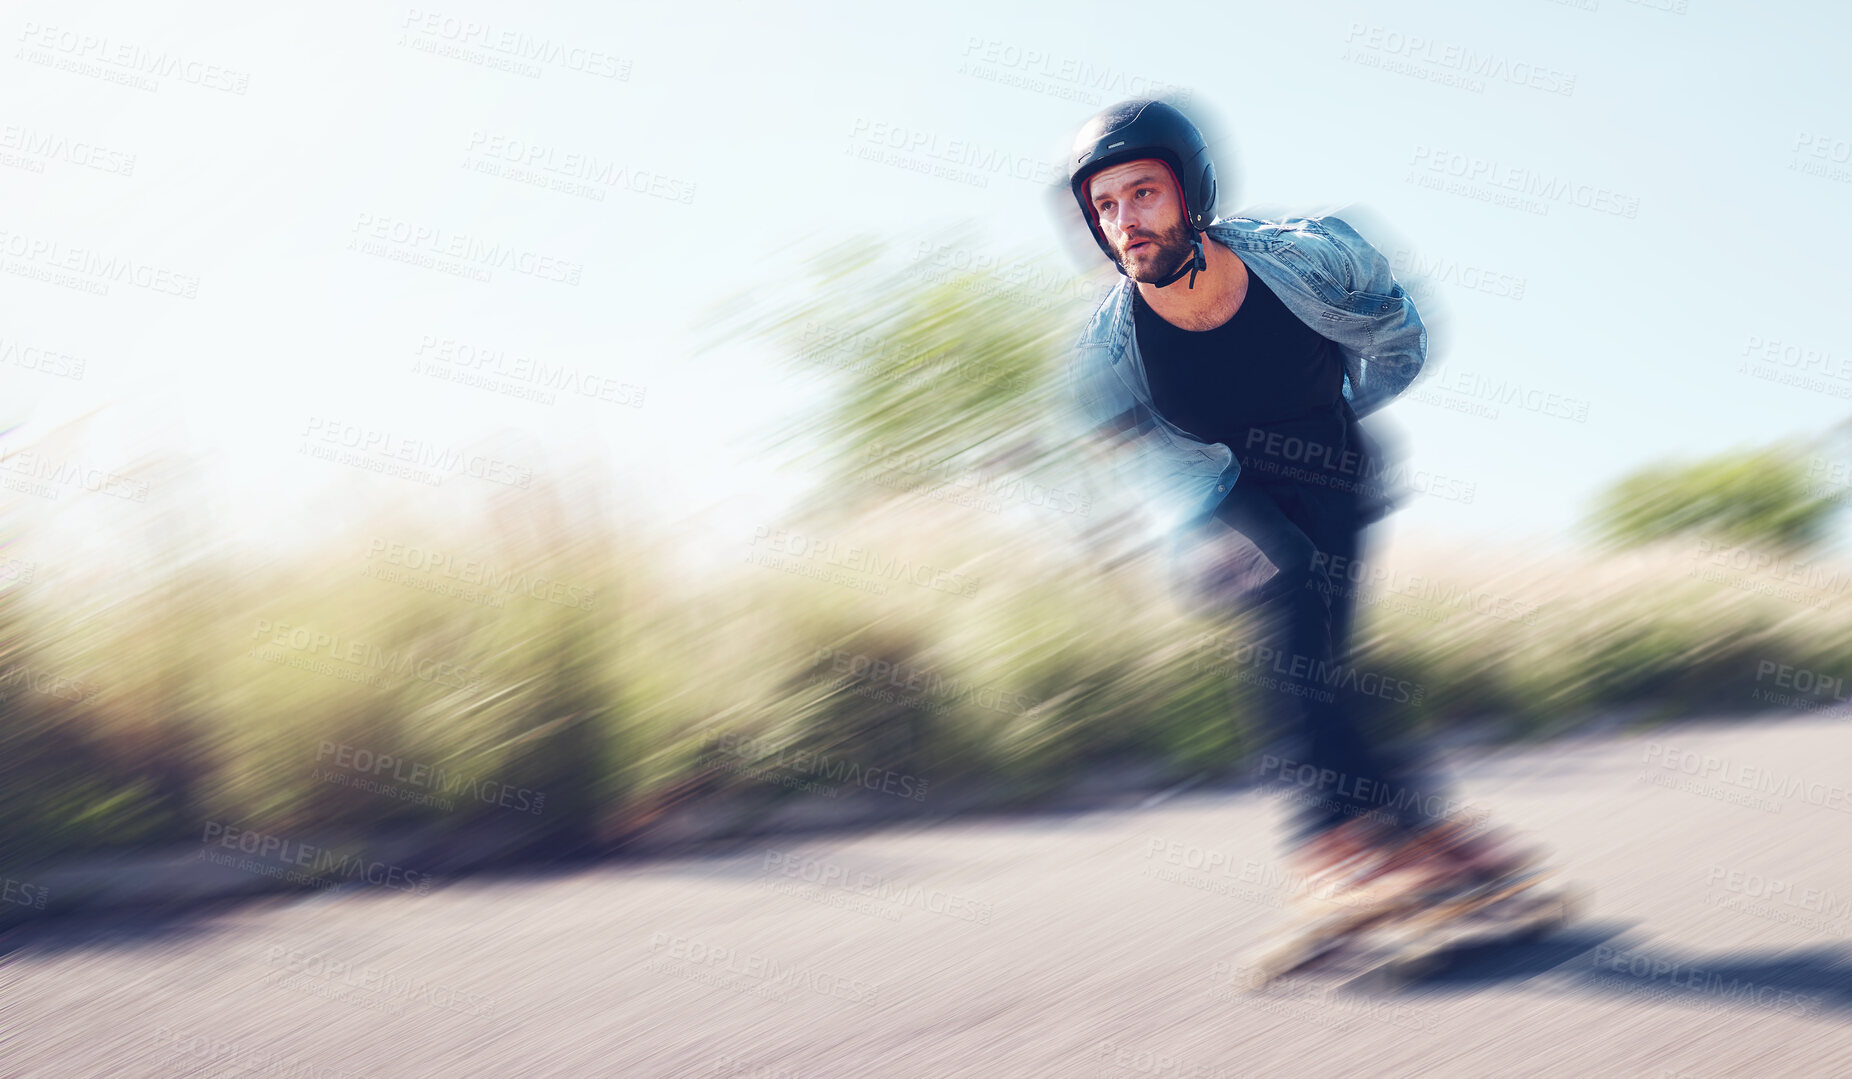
[4, 0, 1850, 556]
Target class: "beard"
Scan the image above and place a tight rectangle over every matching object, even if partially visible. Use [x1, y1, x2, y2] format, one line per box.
[1111, 218, 1197, 284]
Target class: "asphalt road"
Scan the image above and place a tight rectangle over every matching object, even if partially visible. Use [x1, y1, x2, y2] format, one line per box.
[5, 711, 1852, 1078]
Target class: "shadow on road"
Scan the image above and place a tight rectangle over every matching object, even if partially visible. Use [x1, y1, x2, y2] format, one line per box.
[1344, 922, 1852, 1016]
[0, 905, 230, 961]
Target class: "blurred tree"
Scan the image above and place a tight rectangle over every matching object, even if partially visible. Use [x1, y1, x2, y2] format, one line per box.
[702, 227, 1105, 516]
[1586, 442, 1841, 551]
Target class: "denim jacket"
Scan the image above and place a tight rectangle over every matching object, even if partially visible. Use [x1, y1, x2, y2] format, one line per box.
[1066, 214, 1427, 538]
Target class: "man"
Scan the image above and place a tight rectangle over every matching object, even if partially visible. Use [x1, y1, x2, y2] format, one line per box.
[1062, 99, 1530, 909]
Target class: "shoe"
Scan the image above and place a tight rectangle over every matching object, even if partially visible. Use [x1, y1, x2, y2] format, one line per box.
[1284, 817, 1401, 918]
[1362, 818, 1547, 904]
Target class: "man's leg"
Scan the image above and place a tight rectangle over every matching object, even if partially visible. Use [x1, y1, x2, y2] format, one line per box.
[1286, 486, 1544, 892]
[1196, 475, 1411, 846]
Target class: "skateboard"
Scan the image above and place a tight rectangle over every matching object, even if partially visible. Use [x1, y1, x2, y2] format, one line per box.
[1240, 866, 1583, 992]
[1345, 869, 1585, 989]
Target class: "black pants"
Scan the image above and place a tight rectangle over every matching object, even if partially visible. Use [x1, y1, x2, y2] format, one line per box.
[1189, 467, 1443, 844]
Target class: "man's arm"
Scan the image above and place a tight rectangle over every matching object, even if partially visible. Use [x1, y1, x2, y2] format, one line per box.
[1317, 215, 1427, 419]
[1064, 348, 1138, 482]
[1061, 344, 1175, 558]
[1065, 339, 1140, 441]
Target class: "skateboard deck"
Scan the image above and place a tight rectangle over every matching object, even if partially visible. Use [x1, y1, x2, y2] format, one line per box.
[1240, 868, 1583, 992]
[1345, 871, 1584, 989]
[1240, 883, 1424, 990]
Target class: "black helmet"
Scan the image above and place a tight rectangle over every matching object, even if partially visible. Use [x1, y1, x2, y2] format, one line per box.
[1068, 99, 1218, 268]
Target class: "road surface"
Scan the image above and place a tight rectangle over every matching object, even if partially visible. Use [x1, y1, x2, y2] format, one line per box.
[4, 711, 1852, 1077]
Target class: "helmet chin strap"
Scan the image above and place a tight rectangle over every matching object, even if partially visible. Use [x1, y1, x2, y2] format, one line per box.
[1147, 235, 1206, 289]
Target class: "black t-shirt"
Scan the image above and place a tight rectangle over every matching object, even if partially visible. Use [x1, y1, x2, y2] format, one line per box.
[1132, 263, 1358, 489]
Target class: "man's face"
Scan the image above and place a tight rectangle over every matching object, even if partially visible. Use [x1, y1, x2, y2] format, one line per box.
[1085, 159, 1194, 283]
